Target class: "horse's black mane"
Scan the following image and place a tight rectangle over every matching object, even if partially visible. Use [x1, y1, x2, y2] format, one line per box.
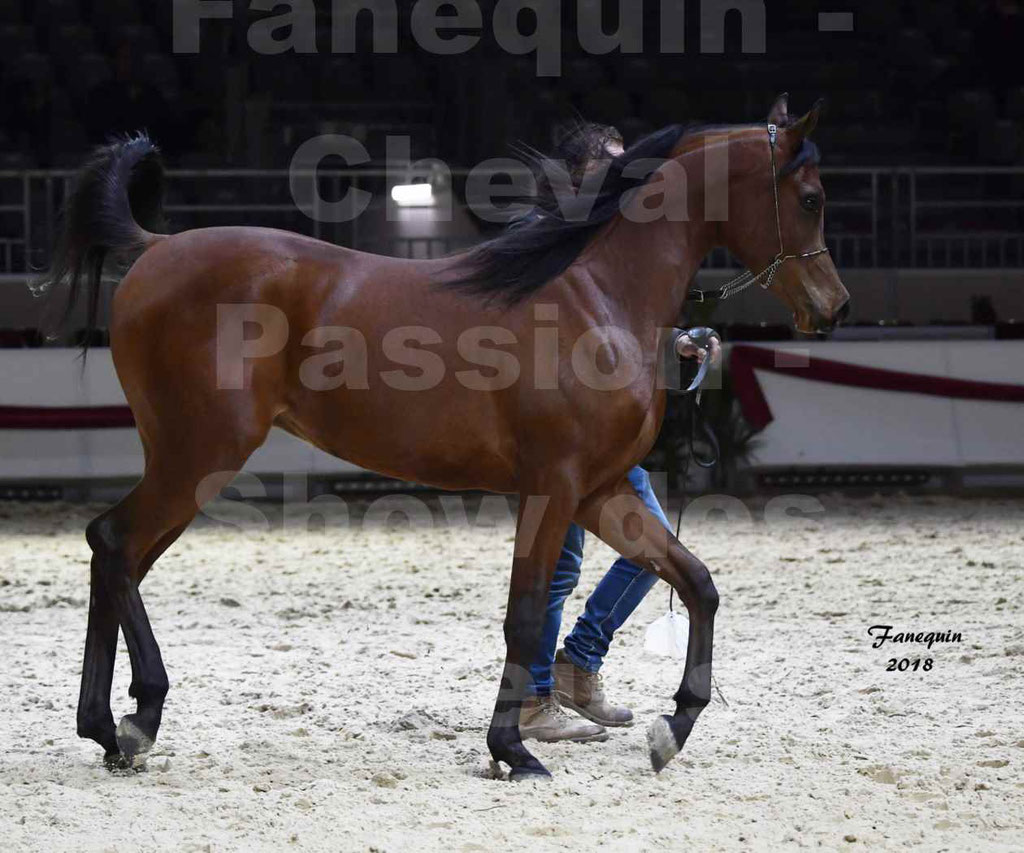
[443, 123, 689, 305]
[444, 120, 821, 306]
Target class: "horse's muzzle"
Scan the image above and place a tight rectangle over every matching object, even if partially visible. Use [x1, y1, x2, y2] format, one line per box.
[814, 297, 850, 335]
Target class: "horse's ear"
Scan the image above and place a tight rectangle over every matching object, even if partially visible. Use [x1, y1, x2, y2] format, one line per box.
[768, 93, 789, 126]
[790, 98, 825, 140]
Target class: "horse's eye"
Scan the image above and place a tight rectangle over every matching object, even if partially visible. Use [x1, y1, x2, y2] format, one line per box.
[801, 193, 822, 213]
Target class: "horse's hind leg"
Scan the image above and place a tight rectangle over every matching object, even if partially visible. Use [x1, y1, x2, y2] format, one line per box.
[77, 499, 189, 761]
[76, 562, 120, 758]
[78, 432, 265, 766]
[577, 477, 719, 773]
[86, 494, 172, 765]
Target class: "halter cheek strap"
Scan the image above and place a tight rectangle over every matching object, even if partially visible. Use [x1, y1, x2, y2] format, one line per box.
[687, 122, 830, 303]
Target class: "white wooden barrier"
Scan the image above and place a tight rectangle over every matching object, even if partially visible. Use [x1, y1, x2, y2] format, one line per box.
[0, 343, 1022, 482]
[0, 349, 360, 481]
[737, 341, 1024, 469]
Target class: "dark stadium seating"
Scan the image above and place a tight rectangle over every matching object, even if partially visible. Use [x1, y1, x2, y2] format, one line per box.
[0, 1, 1019, 170]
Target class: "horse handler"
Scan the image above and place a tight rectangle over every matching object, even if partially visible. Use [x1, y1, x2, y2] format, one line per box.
[521, 328, 722, 742]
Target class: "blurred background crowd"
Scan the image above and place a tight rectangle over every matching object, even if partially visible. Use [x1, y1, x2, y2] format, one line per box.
[0, 0, 1022, 168]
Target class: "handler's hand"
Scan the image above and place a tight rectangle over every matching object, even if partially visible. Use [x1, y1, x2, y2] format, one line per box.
[674, 333, 722, 366]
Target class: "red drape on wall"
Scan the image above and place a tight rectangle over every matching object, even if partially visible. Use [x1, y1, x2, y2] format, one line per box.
[0, 405, 135, 429]
[3, 347, 1024, 432]
[730, 345, 1024, 431]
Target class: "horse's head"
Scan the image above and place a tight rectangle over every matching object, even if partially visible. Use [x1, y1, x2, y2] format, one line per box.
[720, 94, 850, 334]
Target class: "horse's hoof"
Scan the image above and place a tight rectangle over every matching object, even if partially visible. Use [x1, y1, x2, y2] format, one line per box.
[647, 715, 682, 773]
[103, 750, 144, 774]
[115, 715, 154, 767]
[508, 765, 553, 783]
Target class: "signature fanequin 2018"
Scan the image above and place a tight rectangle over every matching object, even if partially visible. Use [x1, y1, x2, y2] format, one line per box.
[867, 625, 964, 672]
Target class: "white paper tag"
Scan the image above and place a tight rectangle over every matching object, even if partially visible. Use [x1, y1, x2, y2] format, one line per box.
[644, 611, 689, 659]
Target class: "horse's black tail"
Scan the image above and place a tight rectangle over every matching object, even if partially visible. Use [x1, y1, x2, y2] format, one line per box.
[40, 132, 167, 353]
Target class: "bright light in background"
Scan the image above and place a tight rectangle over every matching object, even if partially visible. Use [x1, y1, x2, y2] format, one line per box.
[391, 183, 435, 207]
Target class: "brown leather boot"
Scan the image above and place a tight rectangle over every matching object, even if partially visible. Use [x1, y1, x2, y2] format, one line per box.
[518, 694, 609, 743]
[552, 648, 634, 727]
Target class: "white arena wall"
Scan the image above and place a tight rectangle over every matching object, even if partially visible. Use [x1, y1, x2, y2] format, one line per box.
[0, 342, 1022, 487]
[0, 348, 361, 482]
[734, 340, 1024, 475]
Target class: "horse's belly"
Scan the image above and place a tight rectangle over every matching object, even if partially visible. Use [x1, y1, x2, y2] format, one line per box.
[279, 389, 518, 493]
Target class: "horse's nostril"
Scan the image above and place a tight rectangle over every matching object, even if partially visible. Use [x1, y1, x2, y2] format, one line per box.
[835, 299, 851, 325]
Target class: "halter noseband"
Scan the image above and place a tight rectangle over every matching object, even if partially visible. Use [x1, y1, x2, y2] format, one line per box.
[688, 122, 830, 303]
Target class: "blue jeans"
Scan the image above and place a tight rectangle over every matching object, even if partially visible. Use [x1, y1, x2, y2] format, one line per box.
[528, 466, 669, 695]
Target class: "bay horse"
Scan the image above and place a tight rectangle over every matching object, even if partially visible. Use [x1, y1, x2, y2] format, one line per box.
[48, 94, 848, 780]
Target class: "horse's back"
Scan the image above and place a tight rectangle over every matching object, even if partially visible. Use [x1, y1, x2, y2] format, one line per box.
[112, 224, 464, 333]
[106, 224, 522, 490]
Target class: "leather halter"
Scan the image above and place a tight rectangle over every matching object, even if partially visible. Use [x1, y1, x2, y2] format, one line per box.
[688, 122, 830, 303]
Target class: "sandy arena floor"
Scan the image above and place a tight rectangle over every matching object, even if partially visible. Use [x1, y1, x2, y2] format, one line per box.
[0, 494, 1022, 851]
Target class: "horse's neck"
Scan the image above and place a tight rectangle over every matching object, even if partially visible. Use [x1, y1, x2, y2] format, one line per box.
[580, 207, 713, 336]
[574, 129, 763, 334]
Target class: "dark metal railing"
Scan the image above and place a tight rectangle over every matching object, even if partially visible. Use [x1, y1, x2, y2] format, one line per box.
[1, 166, 1022, 279]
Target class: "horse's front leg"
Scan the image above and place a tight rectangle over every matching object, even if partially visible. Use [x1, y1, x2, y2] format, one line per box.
[578, 477, 719, 772]
[486, 467, 579, 781]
